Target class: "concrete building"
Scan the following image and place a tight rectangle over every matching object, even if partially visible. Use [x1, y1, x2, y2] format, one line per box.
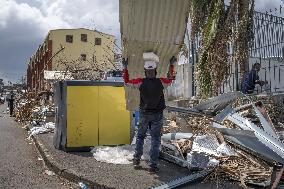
[27, 28, 115, 91]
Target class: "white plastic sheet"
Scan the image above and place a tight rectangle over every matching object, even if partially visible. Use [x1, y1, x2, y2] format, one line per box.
[91, 136, 152, 164]
[28, 122, 55, 139]
[92, 145, 135, 164]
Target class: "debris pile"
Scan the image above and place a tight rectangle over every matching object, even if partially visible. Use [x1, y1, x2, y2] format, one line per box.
[14, 91, 56, 137]
[234, 95, 284, 129]
[162, 92, 284, 188]
[14, 92, 55, 124]
[219, 151, 272, 186]
[14, 92, 39, 123]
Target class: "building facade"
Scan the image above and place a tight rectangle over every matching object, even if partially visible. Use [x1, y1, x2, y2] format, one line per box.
[27, 28, 115, 91]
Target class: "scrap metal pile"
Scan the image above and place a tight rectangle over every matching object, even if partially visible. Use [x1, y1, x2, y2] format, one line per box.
[161, 92, 284, 188]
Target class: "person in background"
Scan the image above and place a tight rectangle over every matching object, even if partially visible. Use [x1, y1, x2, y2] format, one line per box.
[242, 63, 268, 94]
[123, 52, 176, 174]
[0, 93, 4, 104]
[8, 91, 15, 117]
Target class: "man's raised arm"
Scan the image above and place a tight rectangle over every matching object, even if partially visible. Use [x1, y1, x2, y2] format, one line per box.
[122, 58, 143, 88]
[160, 56, 176, 88]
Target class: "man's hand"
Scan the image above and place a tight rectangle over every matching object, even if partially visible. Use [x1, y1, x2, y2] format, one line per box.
[170, 56, 177, 65]
[122, 58, 128, 69]
[167, 56, 176, 80]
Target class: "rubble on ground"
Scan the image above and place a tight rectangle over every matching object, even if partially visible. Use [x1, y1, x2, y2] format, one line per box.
[14, 91, 56, 137]
[219, 150, 273, 186]
[14, 92, 39, 123]
[162, 92, 284, 188]
[11, 89, 284, 187]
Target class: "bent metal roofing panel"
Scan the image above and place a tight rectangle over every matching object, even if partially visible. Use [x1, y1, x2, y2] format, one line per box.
[119, 0, 190, 110]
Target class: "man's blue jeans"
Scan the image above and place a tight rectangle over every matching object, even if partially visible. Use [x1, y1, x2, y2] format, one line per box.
[133, 112, 163, 168]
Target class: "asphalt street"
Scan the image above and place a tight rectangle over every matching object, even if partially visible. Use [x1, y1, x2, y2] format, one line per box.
[0, 104, 77, 189]
[0, 102, 246, 189]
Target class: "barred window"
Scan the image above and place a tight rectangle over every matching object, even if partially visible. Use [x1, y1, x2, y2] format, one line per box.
[95, 38, 102, 45]
[66, 35, 73, 43]
[81, 34, 87, 42]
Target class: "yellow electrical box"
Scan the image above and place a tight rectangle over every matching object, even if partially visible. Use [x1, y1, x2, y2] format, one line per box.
[53, 81, 130, 151]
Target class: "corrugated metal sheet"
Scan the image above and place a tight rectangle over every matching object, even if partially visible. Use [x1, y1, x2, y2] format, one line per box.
[119, 0, 190, 110]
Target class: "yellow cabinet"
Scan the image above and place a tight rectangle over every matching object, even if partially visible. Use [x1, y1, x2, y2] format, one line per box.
[53, 81, 130, 152]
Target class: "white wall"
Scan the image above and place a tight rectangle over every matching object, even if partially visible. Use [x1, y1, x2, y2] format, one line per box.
[167, 55, 193, 100]
[167, 57, 284, 100]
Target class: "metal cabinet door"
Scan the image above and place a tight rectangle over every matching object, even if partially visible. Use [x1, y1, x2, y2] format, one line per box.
[98, 86, 130, 145]
[66, 86, 99, 147]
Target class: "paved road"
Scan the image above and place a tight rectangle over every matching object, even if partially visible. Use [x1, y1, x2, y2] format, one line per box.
[0, 104, 77, 189]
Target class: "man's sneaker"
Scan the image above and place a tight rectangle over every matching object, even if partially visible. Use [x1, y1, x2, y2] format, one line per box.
[148, 167, 159, 174]
[133, 159, 141, 169]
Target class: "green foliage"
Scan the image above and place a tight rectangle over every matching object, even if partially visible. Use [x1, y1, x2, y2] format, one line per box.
[195, 0, 224, 99]
[189, 0, 213, 39]
[191, 0, 255, 99]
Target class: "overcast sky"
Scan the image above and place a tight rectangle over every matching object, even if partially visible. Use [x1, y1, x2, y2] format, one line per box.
[0, 0, 283, 83]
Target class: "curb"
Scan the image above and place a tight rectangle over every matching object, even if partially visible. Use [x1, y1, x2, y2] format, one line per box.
[24, 126, 111, 189]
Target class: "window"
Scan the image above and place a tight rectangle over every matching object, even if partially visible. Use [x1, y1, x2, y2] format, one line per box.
[81, 34, 87, 42]
[95, 38, 102, 45]
[66, 35, 73, 43]
[81, 54, 86, 61]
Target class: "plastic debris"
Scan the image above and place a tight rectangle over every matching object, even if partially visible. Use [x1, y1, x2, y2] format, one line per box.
[44, 170, 55, 176]
[78, 182, 89, 189]
[92, 145, 135, 164]
[28, 122, 55, 139]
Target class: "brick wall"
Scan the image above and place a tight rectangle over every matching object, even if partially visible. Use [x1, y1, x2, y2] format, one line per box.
[27, 39, 52, 92]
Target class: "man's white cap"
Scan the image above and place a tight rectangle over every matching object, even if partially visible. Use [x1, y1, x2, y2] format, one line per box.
[143, 52, 159, 70]
[144, 61, 157, 69]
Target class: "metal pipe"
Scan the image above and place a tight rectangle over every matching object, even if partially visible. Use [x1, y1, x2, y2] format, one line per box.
[191, 41, 195, 97]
